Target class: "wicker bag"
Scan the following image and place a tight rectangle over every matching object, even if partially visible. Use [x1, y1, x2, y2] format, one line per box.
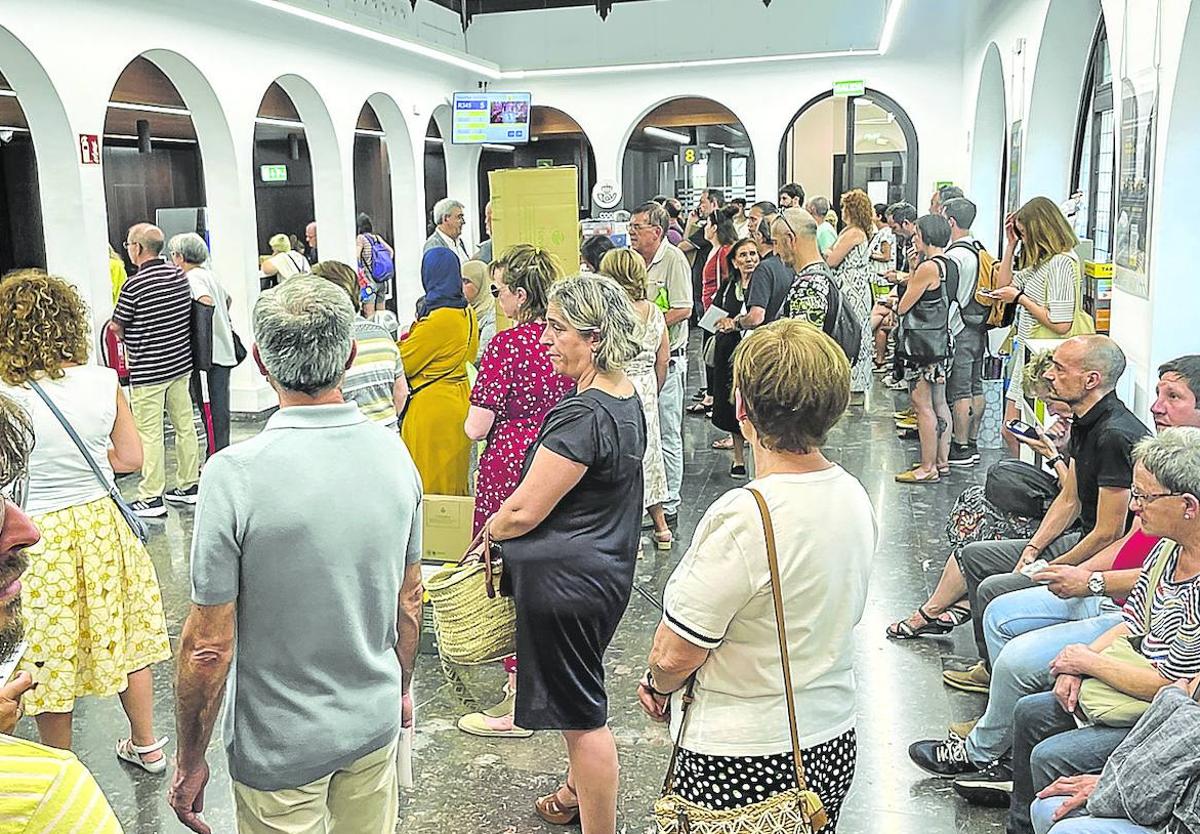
[654, 488, 828, 834]
[425, 526, 516, 665]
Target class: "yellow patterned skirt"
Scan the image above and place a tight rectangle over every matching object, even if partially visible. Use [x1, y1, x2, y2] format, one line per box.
[18, 496, 172, 715]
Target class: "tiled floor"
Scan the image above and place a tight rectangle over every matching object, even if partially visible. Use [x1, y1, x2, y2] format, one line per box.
[12, 375, 1009, 833]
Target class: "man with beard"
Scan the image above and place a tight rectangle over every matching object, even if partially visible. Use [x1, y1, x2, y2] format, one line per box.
[0, 393, 123, 831]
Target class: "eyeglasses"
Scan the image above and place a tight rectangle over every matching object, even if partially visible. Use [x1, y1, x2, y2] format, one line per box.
[776, 213, 797, 239]
[1130, 488, 1183, 507]
[628, 223, 653, 233]
[490, 284, 502, 298]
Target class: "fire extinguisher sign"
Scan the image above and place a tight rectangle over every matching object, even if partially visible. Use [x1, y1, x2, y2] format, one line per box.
[79, 134, 100, 165]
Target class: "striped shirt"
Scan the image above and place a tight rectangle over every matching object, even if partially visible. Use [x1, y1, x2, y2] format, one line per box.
[343, 319, 403, 428]
[1012, 251, 1079, 342]
[112, 258, 193, 386]
[1122, 539, 1200, 681]
[0, 733, 123, 833]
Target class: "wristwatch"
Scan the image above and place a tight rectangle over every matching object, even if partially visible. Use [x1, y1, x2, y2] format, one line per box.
[1088, 571, 1107, 597]
[1045, 454, 1065, 468]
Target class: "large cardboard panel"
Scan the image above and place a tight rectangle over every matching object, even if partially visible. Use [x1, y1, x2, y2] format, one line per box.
[489, 166, 580, 310]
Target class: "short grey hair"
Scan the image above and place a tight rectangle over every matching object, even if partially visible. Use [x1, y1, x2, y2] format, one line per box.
[253, 277, 354, 396]
[632, 201, 669, 238]
[548, 273, 640, 373]
[773, 207, 817, 240]
[166, 232, 209, 266]
[1134, 427, 1200, 497]
[807, 196, 831, 217]
[433, 198, 465, 225]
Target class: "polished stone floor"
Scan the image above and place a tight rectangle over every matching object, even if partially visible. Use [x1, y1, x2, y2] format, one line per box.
[11, 376, 1010, 833]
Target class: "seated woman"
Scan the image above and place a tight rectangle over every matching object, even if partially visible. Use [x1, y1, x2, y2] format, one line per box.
[887, 351, 1073, 639]
[639, 319, 877, 829]
[259, 233, 310, 286]
[401, 249, 479, 495]
[485, 274, 645, 833]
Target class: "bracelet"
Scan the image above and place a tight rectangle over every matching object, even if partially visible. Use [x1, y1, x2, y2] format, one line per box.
[1014, 289, 1026, 303]
[644, 669, 670, 698]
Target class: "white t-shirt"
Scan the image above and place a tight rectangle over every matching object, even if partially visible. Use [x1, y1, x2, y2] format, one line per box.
[188, 267, 237, 367]
[663, 469, 877, 756]
[268, 251, 310, 280]
[944, 235, 980, 336]
[0, 366, 118, 516]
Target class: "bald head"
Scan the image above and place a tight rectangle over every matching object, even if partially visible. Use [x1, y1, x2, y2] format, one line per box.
[771, 208, 819, 269]
[126, 223, 165, 266]
[1046, 334, 1127, 409]
[1074, 335, 1127, 390]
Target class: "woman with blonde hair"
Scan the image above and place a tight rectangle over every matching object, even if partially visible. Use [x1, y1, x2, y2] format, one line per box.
[0, 270, 172, 772]
[260, 232, 311, 283]
[988, 195, 1088, 453]
[825, 189, 877, 402]
[599, 247, 672, 547]
[461, 259, 497, 361]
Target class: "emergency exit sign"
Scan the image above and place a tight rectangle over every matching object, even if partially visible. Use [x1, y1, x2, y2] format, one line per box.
[259, 164, 288, 183]
[833, 79, 865, 97]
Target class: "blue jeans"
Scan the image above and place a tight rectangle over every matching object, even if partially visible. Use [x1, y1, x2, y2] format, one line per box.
[965, 614, 1123, 764]
[984, 586, 1122, 662]
[657, 357, 686, 515]
[1031, 797, 1153, 834]
[1008, 692, 1130, 834]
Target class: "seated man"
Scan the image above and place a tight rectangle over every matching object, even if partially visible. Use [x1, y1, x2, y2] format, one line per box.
[1007, 428, 1200, 834]
[946, 336, 1148, 695]
[909, 358, 1200, 795]
[0, 394, 123, 832]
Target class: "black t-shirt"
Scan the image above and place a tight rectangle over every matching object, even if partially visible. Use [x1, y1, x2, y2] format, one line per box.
[746, 253, 794, 324]
[689, 227, 712, 315]
[1067, 391, 1150, 533]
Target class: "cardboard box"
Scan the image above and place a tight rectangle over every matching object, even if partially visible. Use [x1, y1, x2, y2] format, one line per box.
[422, 494, 475, 563]
[1084, 260, 1114, 278]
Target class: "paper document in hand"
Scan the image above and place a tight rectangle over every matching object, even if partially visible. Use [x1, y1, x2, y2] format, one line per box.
[698, 306, 730, 334]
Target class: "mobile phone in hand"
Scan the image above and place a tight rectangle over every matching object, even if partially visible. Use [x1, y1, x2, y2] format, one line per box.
[1005, 419, 1040, 440]
[0, 641, 26, 686]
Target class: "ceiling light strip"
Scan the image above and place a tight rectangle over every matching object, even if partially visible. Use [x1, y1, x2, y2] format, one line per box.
[502, 48, 878, 79]
[255, 117, 305, 129]
[644, 126, 691, 144]
[107, 101, 192, 116]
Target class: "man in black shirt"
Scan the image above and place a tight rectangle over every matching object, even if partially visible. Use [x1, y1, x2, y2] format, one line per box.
[735, 212, 792, 330]
[956, 336, 1149, 674]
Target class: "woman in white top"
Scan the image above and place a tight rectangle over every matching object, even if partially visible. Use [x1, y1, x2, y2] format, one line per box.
[168, 232, 238, 452]
[639, 319, 877, 829]
[461, 259, 497, 362]
[989, 196, 1082, 454]
[0, 270, 172, 773]
[260, 233, 310, 285]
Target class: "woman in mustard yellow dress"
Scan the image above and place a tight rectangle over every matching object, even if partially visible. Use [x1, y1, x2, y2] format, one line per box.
[402, 248, 479, 495]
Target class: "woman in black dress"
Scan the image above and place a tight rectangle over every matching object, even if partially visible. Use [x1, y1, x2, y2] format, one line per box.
[485, 273, 646, 834]
[712, 238, 760, 478]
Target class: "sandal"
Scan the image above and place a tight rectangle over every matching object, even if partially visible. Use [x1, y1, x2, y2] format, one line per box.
[115, 736, 169, 775]
[654, 530, 673, 551]
[535, 780, 580, 825]
[943, 603, 972, 628]
[686, 401, 712, 415]
[894, 467, 939, 484]
[886, 606, 953, 640]
[712, 437, 734, 450]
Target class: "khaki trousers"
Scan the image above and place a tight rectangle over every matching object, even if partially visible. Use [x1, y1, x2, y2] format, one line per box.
[232, 739, 399, 834]
[129, 373, 200, 500]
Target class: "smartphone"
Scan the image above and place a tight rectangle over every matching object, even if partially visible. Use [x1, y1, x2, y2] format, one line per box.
[1005, 419, 1040, 440]
[1019, 559, 1051, 580]
[0, 641, 26, 686]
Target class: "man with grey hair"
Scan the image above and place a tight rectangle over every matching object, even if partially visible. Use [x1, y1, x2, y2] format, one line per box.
[168, 232, 238, 453]
[113, 221, 200, 517]
[170, 277, 424, 834]
[806, 195, 837, 255]
[424, 197, 470, 264]
[473, 200, 494, 263]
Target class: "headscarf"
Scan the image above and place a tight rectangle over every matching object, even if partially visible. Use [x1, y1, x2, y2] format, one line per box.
[419, 248, 468, 316]
[461, 259, 495, 320]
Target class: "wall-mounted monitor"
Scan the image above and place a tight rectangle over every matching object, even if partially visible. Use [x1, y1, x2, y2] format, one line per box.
[452, 92, 532, 145]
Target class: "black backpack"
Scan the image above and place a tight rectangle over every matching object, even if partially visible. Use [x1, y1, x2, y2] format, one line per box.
[944, 241, 990, 327]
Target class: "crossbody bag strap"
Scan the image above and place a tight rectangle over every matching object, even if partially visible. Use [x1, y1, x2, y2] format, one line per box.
[659, 675, 697, 796]
[746, 486, 810, 792]
[28, 380, 121, 501]
[1143, 540, 1175, 634]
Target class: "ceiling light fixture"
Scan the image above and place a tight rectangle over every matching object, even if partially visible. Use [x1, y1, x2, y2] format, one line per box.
[107, 101, 192, 117]
[719, 125, 745, 139]
[644, 126, 690, 144]
[104, 133, 198, 144]
[0, 90, 17, 98]
[482, 143, 516, 152]
[424, 136, 443, 146]
[355, 128, 386, 137]
[255, 116, 305, 129]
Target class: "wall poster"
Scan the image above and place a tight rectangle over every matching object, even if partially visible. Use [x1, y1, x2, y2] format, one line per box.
[1113, 0, 1160, 299]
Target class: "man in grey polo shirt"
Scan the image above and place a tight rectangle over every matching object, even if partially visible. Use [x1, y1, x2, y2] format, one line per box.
[169, 277, 424, 834]
[631, 200, 692, 524]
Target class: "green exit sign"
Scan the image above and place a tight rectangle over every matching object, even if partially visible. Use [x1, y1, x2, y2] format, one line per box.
[259, 164, 288, 183]
[833, 79, 865, 97]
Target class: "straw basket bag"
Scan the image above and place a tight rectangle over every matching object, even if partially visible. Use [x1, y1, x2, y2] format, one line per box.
[653, 488, 828, 834]
[425, 526, 516, 665]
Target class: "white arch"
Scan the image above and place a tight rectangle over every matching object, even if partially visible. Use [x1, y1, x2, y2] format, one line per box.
[362, 92, 421, 316]
[616, 94, 759, 204]
[1023, 0, 1104, 202]
[430, 103, 482, 251]
[970, 43, 1008, 252]
[0, 25, 90, 304]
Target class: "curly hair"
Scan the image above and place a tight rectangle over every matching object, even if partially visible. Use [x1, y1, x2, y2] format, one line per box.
[840, 189, 875, 235]
[0, 270, 91, 386]
[0, 392, 32, 493]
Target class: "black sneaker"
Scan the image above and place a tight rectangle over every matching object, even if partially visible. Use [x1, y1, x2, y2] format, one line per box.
[948, 442, 980, 467]
[952, 760, 1013, 807]
[907, 737, 977, 777]
[165, 485, 199, 505]
[691, 388, 708, 402]
[130, 497, 167, 518]
[730, 464, 748, 480]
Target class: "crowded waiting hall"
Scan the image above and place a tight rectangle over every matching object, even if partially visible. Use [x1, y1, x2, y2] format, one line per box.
[1, 0, 1198, 832]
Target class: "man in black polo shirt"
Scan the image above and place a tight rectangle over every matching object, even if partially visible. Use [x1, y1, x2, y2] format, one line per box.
[948, 336, 1149, 691]
[112, 223, 201, 518]
[735, 204, 793, 330]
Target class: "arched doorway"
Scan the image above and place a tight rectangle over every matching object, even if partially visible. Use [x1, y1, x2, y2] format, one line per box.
[252, 81, 316, 263]
[103, 57, 206, 279]
[972, 44, 1008, 252]
[778, 87, 918, 214]
[423, 116, 448, 239]
[476, 105, 596, 229]
[0, 71, 45, 273]
[620, 97, 756, 209]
